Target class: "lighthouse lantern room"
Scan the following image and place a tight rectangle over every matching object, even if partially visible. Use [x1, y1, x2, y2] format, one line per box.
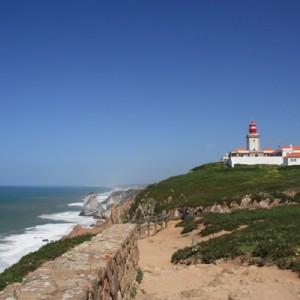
[246, 121, 260, 153]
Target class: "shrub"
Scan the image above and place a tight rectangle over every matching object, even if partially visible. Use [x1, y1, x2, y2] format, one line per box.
[175, 216, 200, 234]
[135, 267, 143, 284]
[181, 221, 198, 234]
[171, 246, 196, 264]
[130, 287, 137, 298]
[171, 205, 300, 275]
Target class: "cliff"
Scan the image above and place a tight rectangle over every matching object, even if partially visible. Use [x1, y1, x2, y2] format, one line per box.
[80, 188, 142, 219]
[128, 162, 300, 219]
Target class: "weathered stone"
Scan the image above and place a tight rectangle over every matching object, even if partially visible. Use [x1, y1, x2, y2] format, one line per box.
[80, 192, 100, 216]
[81, 189, 142, 219]
[272, 199, 281, 206]
[259, 199, 270, 208]
[240, 196, 252, 207]
[229, 201, 240, 209]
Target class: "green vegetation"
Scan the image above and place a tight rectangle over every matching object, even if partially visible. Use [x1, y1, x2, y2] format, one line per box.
[175, 216, 201, 234]
[135, 267, 143, 284]
[129, 162, 300, 215]
[128, 162, 300, 275]
[171, 205, 300, 275]
[0, 234, 95, 291]
[130, 286, 137, 298]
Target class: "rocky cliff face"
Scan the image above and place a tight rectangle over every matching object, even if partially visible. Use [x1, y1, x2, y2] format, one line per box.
[133, 191, 299, 220]
[80, 188, 142, 219]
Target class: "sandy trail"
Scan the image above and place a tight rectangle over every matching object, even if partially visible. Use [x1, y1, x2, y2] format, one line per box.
[136, 221, 300, 300]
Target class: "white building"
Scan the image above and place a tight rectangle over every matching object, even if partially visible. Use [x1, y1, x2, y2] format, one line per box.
[225, 121, 300, 167]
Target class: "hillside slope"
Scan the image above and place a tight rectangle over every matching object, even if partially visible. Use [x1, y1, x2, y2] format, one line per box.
[129, 162, 300, 217]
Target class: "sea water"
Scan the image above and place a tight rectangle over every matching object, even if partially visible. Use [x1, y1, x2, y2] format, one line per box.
[0, 186, 114, 273]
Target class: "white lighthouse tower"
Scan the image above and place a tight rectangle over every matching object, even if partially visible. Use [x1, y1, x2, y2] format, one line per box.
[246, 121, 260, 153]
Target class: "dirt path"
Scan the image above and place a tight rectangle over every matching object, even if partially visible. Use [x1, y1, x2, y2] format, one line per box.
[136, 221, 300, 300]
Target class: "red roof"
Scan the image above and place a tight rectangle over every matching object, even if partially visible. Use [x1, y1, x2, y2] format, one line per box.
[285, 152, 300, 158]
[263, 147, 275, 152]
[235, 147, 248, 152]
[282, 145, 300, 150]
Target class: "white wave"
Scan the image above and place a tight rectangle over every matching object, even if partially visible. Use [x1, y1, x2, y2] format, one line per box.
[67, 202, 84, 207]
[39, 211, 95, 226]
[0, 223, 76, 273]
[0, 188, 120, 274]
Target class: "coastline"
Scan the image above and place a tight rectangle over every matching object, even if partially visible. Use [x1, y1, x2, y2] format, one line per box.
[62, 199, 135, 239]
[0, 186, 138, 274]
[0, 186, 112, 273]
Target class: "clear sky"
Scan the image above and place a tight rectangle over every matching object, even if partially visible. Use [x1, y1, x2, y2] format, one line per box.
[0, 0, 299, 186]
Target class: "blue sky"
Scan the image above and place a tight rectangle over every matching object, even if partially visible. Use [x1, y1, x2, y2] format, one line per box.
[0, 0, 299, 186]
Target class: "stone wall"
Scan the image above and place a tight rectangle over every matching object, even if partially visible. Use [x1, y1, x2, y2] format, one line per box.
[0, 224, 138, 300]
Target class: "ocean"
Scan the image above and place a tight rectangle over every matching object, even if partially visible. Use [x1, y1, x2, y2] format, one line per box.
[0, 186, 115, 273]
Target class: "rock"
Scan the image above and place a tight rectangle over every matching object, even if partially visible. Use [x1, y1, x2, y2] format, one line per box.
[230, 201, 239, 209]
[221, 202, 231, 213]
[80, 189, 142, 219]
[105, 189, 142, 206]
[209, 203, 231, 213]
[272, 198, 281, 206]
[133, 197, 156, 220]
[259, 199, 270, 208]
[240, 196, 252, 207]
[80, 193, 100, 216]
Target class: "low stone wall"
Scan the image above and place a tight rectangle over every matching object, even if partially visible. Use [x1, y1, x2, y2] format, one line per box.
[0, 224, 138, 300]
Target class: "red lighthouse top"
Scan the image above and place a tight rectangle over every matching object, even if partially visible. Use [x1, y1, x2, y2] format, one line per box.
[249, 121, 257, 134]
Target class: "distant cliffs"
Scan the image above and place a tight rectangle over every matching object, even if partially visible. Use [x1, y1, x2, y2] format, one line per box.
[80, 188, 142, 219]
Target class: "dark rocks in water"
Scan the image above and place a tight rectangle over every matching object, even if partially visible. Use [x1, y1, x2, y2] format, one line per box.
[80, 188, 142, 219]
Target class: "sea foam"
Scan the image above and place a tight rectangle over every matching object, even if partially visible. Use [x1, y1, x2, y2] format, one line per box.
[0, 222, 75, 272]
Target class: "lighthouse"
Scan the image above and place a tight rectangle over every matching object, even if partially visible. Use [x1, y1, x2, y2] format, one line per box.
[226, 121, 300, 167]
[246, 121, 260, 153]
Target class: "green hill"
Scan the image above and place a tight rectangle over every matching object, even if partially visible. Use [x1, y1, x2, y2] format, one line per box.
[128, 162, 300, 275]
[129, 162, 300, 216]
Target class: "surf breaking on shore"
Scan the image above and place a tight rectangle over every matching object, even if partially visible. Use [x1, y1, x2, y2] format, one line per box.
[0, 186, 139, 273]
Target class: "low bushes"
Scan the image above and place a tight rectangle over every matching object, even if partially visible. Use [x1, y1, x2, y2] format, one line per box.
[175, 217, 200, 234]
[171, 205, 300, 276]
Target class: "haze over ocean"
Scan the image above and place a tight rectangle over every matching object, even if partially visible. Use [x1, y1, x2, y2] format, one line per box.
[0, 186, 114, 273]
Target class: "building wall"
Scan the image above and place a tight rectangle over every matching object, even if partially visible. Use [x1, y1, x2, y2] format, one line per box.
[284, 158, 300, 166]
[227, 156, 283, 168]
[247, 134, 260, 152]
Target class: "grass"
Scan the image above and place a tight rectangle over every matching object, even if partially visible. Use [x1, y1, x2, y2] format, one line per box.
[171, 205, 300, 275]
[175, 216, 201, 234]
[135, 267, 143, 284]
[129, 162, 300, 216]
[0, 233, 95, 291]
